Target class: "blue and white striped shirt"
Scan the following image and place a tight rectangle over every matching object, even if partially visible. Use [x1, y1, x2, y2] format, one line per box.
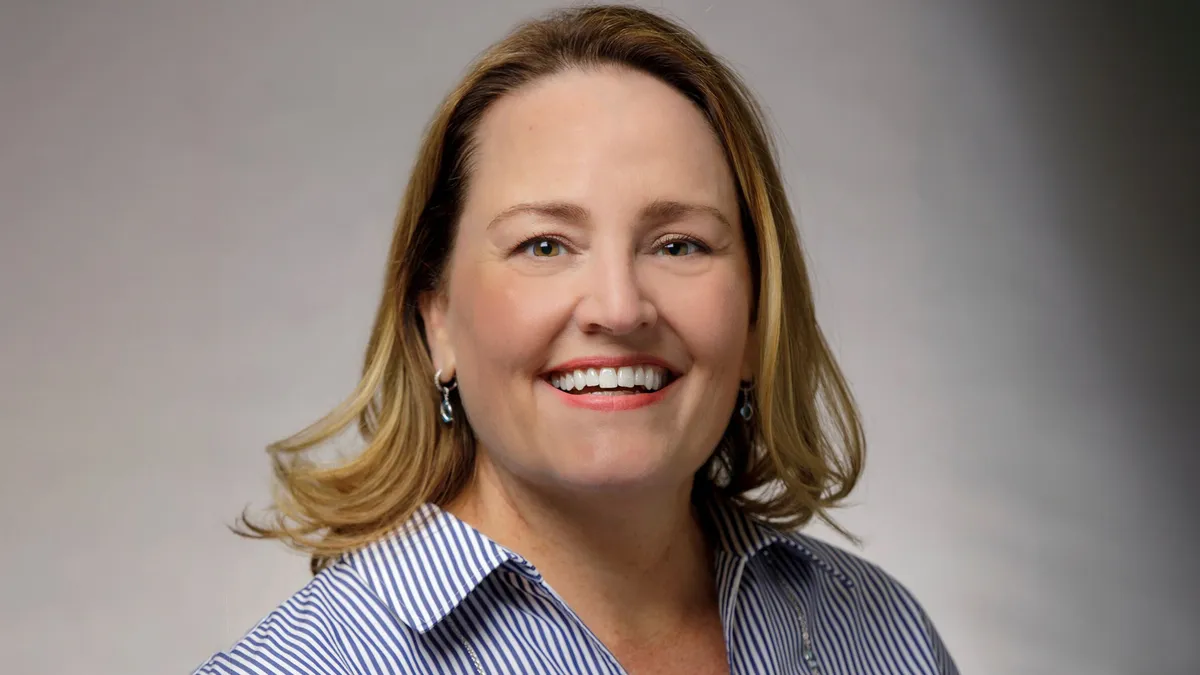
[195, 502, 957, 674]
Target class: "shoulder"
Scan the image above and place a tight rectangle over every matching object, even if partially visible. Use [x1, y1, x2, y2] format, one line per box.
[784, 530, 922, 600]
[191, 562, 391, 675]
[774, 530, 960, 674]
[779, 529, 936, 621]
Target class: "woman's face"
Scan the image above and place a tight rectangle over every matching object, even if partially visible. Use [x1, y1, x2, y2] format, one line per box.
[422, 67, 755, 498]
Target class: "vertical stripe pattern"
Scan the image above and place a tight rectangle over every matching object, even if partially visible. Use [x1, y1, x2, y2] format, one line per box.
[195, 503, 958, 674]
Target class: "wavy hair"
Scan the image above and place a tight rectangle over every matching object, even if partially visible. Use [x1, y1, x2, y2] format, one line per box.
[238, 4, 865, 573]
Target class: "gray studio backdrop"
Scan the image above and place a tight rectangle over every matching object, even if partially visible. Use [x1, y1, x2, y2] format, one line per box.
[2, 1, 1196, 673]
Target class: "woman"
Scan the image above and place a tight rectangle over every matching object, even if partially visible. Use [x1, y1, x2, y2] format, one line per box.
[196, 5, 957, 674]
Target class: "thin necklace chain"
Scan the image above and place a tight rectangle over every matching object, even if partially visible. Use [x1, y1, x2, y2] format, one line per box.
[451, 618, 485, 674]
[765, 549, 821, 674]
[453, 551, 820, 675]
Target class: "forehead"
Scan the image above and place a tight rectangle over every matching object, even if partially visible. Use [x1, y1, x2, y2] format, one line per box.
[464, 66, 736, 213]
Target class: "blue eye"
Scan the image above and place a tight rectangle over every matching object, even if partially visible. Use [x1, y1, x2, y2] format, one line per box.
[658, 240, 702, 257]
[524, 238, 563, 257]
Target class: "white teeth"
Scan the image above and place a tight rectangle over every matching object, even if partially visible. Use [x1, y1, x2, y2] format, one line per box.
[550, 365, 670, 394]
[616, 367, 635, 388]
[598, 368, 618, 388]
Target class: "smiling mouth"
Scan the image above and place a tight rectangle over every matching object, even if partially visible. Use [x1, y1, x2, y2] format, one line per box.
[546, 365, 677, 395]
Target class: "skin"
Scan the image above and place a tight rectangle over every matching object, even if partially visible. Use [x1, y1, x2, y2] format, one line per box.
[420, 66, 755, 674]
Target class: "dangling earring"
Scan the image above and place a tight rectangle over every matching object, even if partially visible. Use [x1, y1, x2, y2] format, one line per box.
[739, 381, 754, 421]
[434, 369, 458, 424]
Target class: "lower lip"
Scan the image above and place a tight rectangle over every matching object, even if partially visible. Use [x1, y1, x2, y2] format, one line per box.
[543, 378, 675, 411]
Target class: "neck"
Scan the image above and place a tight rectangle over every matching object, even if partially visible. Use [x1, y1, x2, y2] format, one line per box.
[444, 453, 719, 644]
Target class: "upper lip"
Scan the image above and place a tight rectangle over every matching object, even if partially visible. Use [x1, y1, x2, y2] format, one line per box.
[543, 355, 680, 376]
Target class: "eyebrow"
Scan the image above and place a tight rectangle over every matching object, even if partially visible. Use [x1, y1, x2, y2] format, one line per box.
[486, 199, 733, 231]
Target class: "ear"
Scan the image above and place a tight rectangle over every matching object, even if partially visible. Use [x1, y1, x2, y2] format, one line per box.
[741, 322, 758, 383]
[418, 289, 456, 380]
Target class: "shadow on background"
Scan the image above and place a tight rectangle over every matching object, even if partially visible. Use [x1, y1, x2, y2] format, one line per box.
[991, 0, 1198, 668]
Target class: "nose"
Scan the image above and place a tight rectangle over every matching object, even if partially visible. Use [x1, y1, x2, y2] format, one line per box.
[573, 250, 657, 336]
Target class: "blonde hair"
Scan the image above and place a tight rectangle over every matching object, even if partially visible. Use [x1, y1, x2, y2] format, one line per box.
[238, 4, 865, 573]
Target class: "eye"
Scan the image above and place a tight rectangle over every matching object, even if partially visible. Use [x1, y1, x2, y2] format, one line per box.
[523, 237, 565, 258]
[657, 238, 706, 257]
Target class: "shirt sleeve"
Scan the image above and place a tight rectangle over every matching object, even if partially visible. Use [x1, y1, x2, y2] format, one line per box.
[922, 605, 960, 675]
[892, 578, 960, 675]
[190, 603, 356, 675]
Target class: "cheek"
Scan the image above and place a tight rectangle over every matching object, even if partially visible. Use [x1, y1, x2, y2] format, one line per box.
[655, 270, 752, 372]
[448, 263, 566, 391]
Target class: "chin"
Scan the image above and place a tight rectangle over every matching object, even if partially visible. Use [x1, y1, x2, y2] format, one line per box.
[541, 440, 685, 493]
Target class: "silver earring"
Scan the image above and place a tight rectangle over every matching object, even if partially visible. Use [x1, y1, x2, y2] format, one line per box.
[434, 369, 457, 424]
[739, 382, 754, 421]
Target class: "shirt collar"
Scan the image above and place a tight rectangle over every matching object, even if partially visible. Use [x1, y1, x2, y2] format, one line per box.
[346, 500, 853, 633]
[345, 503, 521, 633]
[704, 498, 856, 590]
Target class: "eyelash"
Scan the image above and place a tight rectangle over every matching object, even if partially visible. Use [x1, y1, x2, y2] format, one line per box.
[516, 232, 572, 257]
[655, 234, 711, 256]
[513, 233, 711, 257]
